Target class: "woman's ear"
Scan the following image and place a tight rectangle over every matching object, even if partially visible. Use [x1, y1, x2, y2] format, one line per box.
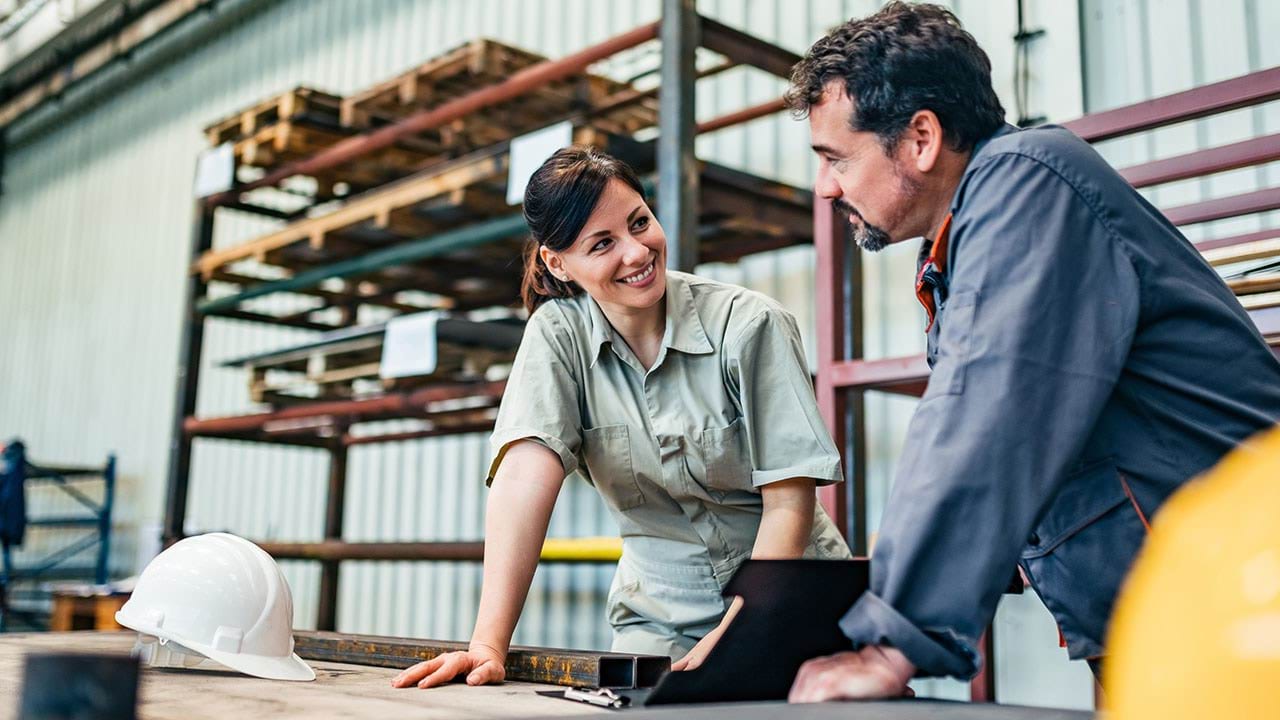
[540, 245, 571, 283]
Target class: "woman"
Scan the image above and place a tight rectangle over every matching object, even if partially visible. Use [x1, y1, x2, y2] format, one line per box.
[393, 146, 851, 690]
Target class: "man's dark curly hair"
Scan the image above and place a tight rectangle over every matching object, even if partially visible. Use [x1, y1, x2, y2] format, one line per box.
[785, 2, 1005, 153]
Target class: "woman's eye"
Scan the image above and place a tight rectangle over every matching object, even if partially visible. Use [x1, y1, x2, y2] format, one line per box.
[631, 216, 649, 232]
[592, 237, 613, 253]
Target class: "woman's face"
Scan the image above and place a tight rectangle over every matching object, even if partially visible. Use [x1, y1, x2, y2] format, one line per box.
[541, 178, 667, 314]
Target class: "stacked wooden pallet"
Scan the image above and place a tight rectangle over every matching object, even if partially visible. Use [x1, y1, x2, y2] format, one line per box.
[342, 38, 657, 150]
[200, 39, 659, 200]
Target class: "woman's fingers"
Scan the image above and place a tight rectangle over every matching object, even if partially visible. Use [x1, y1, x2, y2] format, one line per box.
[391, 656, 446, 688]
[465, 659, 506, 686]
[671, 656, 689, 671]
[418, 654, 472, 689]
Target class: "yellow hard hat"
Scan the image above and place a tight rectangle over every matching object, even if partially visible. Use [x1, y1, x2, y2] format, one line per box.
[1105, 425, 1280, 718]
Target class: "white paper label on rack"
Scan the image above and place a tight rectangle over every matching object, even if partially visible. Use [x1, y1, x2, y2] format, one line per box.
[380, 312, 441, 379]
[193, 142, 235, 198]
[507, 121, 574, 205]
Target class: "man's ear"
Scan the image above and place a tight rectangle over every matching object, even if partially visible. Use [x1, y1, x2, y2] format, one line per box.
[901, 109, 945, 174]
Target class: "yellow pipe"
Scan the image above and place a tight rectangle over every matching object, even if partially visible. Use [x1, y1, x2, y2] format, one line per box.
[539, 536, 622, 562]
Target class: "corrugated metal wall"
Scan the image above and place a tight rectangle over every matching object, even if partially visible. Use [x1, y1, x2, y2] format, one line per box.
[15, 0, 1268, 707]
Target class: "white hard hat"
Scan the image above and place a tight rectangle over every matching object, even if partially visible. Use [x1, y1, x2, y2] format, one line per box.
[116, 532, 315, 681]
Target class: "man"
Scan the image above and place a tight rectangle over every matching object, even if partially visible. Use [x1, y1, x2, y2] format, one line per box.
[783, 2, 1280, 702]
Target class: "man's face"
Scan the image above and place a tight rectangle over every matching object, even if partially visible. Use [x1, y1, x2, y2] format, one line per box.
[808, 85, 923, 251]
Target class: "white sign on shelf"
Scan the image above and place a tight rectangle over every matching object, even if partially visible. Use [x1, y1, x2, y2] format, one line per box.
[507, 121, 574, 205]
[193, 142, 235, 198]
[380, 311, 441, 380]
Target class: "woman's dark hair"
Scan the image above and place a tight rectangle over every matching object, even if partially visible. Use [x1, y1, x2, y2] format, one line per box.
[520, 146, 647, 313]
[784, 2, 1005, 154]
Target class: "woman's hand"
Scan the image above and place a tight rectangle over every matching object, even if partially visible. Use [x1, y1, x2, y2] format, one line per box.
[391, 646, 506, 689]
[671, 596, 743, 671]
[671, 624, 723, 671]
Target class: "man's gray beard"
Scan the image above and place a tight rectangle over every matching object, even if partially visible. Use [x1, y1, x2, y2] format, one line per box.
[852, 223, 890, 252]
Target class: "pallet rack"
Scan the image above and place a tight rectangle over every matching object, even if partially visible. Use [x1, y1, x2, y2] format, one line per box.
[164, 2, 818, 633]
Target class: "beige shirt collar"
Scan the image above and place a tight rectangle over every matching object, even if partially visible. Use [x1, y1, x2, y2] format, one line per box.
[586, 271, 714, 369]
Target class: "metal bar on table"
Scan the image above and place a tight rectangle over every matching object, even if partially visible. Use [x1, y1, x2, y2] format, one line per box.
[1118, 133, 1280, 188]
[292, 630, 670, 688]
[204, 21, 662, 206]
[195, 213, 528, 314]
[1063, 66, 1280, 142]
[164, 207, 215, 546]
[659, 0, 700, 272]
[699, 16, 802, 80]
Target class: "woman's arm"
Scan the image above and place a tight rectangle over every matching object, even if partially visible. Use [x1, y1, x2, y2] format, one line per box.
[753, 477, 817, 559]
[392, 440, 565, 689]
[673, 477, 816, 670]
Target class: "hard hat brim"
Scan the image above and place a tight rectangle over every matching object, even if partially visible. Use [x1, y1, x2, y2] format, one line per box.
[117, 610, 316, 682]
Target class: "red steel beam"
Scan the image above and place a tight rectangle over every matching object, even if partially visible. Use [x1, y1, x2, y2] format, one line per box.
[1119, 133, 1280, 188]
[829, 355, 930, 396]
[1194, 228, 1280, 253]
[697, 97, 787, 135]
[184, 380, 507, 435]
[814, 198, 847, 536]
[1064, 66, 1280, 143]
[1163, 187, 1280, 227]
[204, 21, 661, 207]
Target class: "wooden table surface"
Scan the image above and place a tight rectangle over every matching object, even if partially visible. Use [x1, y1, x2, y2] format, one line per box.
[0, 631, 600, 719]
[1, 632, 1096, 720]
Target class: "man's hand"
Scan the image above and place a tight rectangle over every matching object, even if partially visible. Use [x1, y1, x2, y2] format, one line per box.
[788, 645, 916, 703]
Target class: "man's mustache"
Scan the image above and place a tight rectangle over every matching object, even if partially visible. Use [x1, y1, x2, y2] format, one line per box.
[833, 199, 861, 221]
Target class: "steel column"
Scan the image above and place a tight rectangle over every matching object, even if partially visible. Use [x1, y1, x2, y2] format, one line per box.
[658, 0, 700, 271]
[316, 436, 348, 631]
[162, 206, 215, 546]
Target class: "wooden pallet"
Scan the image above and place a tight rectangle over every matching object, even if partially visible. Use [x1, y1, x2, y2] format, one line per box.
[204, 86, 343, 147]
[342, 38, 658, 155]
[203, 86, 444, 198]
[223, 319, 522, 404]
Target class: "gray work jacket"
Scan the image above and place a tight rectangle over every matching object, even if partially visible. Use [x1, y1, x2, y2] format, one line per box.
[839, 123, 1280, 678]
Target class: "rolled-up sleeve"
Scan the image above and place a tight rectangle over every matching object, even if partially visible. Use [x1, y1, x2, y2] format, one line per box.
[726, 305, 843, 487]
[840, 153, 1141, 677]
[486, 305, 582, 484]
